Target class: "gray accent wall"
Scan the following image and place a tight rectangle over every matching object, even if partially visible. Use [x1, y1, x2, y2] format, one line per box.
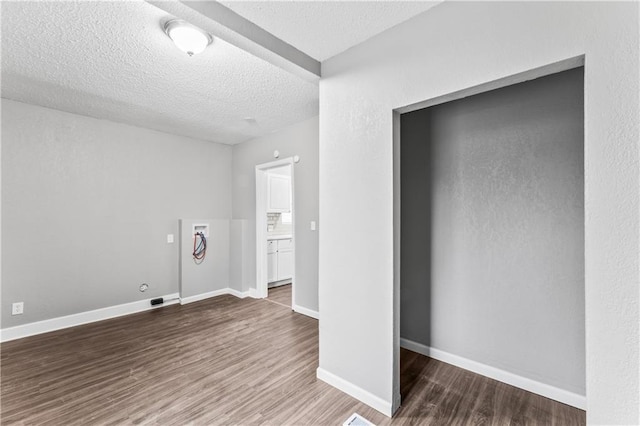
[231, 116, 319, 312]
[400, 68, 585, 394]
[1, 99, 232, 327]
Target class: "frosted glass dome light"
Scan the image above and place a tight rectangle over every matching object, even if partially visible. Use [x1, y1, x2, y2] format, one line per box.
[164, 20, 212, 56]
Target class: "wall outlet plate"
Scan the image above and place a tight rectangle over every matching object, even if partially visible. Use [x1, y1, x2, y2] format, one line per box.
[167, 234, 174, 243]
[12, 302, 24, 315]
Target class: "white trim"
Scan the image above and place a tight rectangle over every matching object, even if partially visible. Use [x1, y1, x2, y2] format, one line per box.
[0, 293, 179, 343]
[400, 338, 586, 410]
[227, 288, 251, 299]
[0, 288, 300, 343]
[392, 109, 402, 417]
[293, 304, 319, 320]
[289, 164, 296, 311]
[396, 56, 585, 114]
[317, 368, 393, 417]
[256, 165, 269, 300]
[255, 158, 296, 305]
[393, 57, 588, 415]
[180, 289, 229, 305]
[248, 287, 260, 298]
[181, 288, 258, 304]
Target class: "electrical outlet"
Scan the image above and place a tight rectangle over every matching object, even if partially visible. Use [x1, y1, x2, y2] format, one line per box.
[167, 234, 174, 244]
[12, 302, 24, 315]
[310, 221, 317, 231]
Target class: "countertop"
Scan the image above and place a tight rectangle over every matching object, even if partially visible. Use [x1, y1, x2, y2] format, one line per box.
[267, 234, 292, 241]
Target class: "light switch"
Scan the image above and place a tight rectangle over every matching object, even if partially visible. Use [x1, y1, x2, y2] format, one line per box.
[167, 234, 174, 244]
[310, 221, 316, 231]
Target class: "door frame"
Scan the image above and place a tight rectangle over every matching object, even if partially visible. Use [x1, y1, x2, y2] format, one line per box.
[255, 158, 295, 303]
[392, 55, 586, 413]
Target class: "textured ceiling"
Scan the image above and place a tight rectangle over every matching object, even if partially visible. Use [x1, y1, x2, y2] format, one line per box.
[1, 1, 441, 145]
[1, 1, 319, 144]
[220, 1, 442, 61]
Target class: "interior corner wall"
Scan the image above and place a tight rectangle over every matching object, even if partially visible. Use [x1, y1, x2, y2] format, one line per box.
[318, 1, 639, 422]
[1, 99, 232, 328]
[231, 116, 319, 312]
[401, 68, 585, 395]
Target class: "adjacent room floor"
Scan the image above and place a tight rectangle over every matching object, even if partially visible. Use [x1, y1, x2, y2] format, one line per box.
[267, 283, 292, 308]
[1, 295, 585, 425]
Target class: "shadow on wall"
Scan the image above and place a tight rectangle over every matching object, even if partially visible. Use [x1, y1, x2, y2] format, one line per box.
[400, 110, 432, 347]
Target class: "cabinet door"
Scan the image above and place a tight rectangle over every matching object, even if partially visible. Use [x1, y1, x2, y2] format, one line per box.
[268, 175, 291, 212]
[277, 250, 293, 281]
[267, 252, 278, 283]
[277, 239, 293, 251]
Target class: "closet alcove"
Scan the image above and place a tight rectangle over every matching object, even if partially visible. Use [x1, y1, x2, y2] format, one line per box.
[399, 67, 586, 402]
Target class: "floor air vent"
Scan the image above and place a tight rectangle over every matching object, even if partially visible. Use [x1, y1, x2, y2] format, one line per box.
[343, 413, 375, 426]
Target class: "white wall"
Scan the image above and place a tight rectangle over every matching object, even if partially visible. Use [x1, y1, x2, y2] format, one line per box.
[1, 99, 232, 327]
[318, 2, 639, 423]
[231, 116, 319, 312]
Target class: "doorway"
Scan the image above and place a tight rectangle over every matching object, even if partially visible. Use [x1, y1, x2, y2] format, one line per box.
[394, 59, 586, 411]
[255, 158, 295, 308]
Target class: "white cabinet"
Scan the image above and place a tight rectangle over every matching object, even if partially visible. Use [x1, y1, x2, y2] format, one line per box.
[277, 238, 293, 251]
[277, 250, 293, 281]
[267, 175, 291, 212]
[267, 252, 278, 283]
[267, 238, 293, 283]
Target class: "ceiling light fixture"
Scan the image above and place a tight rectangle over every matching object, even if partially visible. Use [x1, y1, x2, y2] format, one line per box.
[164, 19, 212, 56]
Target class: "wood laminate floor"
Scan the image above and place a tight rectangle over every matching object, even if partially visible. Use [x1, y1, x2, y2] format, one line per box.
[1, 295, 585, 425]
[267, 284, 292, 308]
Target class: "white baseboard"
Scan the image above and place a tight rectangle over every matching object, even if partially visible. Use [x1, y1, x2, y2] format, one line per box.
[0, 288, 316, 344]
[317, 367, 393, 417]
[248, 287, 260, 298]
[180, 288, 254, 304]
[227, 288, 251, 299]
[400, 338, 586, 410]
[0, 293, 180, 343]
[293, 304, 319, 320]
[180, 289, 229, 305]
